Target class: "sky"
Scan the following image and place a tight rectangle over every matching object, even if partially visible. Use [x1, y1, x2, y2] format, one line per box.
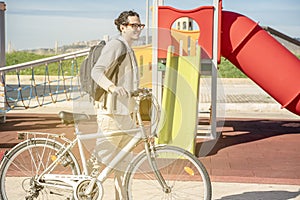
[3, 0, 300, 51]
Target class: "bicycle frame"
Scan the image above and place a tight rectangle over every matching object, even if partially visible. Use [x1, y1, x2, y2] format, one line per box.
[79, 128, 143, 181]
[38, 127, 143, 190]
[36, 89, 169, 194]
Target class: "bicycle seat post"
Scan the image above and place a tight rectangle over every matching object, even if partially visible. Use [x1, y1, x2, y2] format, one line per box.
[74, 122, 80, 135]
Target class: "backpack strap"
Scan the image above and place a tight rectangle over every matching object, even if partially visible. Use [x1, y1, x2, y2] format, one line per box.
[103, 39, 127, 109]
[107, 39, 127, 85]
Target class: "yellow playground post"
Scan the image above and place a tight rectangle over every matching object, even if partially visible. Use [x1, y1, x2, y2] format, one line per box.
[158, 45, 201, 154]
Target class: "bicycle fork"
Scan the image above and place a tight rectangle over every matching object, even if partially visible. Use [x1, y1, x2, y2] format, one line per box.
[145, 143, 172, 194]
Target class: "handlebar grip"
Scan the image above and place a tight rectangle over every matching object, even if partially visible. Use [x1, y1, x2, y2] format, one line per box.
[130, 90, 140, 97]
[130, 88, 152, 97]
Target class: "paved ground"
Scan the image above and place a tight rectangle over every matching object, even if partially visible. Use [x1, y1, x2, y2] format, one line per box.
[0, 78, 299, 199]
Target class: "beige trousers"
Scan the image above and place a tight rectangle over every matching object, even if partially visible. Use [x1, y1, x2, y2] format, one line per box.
[95, 114, 135, 200]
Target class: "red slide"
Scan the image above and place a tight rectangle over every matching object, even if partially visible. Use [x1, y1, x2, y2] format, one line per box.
[221, 11, 300, 116]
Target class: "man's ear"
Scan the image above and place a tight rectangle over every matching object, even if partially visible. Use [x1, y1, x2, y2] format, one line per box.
[120, 24, 125, 31]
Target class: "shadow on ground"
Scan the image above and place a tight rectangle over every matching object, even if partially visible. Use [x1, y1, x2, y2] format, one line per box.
[216, 190, 300, 200]
[0, 113, 62, 132]
[196, 118, 300, 157]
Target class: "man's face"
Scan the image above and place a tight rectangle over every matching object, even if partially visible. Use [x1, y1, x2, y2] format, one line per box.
[122, 16, 144, 41]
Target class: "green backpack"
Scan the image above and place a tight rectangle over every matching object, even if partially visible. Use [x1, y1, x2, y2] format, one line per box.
[79, 39, 126, 102]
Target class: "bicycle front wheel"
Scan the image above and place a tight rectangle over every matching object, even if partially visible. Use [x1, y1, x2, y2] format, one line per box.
[0, 138, 81, 200]
[124, 145, 212, 200]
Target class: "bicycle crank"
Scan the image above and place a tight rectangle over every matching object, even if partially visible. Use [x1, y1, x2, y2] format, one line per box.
[74, 179, 103, 200]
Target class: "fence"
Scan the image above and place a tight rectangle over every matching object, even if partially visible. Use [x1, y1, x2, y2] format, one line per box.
[0, 49, 89, 120]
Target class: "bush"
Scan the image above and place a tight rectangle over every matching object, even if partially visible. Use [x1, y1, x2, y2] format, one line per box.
[218, 57, 247, 78]
[5, 51, 84, 76]
[6, 51, 50, 66]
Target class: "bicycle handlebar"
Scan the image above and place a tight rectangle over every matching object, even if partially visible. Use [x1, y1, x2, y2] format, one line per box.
[130, 88, 152, 97]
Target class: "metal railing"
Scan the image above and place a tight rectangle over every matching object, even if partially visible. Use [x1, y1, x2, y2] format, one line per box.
[0, 49, 91, 119]
[0, 49, 89, 73]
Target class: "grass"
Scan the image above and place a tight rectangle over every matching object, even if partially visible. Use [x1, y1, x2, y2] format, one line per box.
[218, 57, 247, 78]
[217, 55, 300, 78]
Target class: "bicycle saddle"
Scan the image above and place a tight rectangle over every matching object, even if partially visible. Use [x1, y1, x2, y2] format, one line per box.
[58, 111, 90, 125]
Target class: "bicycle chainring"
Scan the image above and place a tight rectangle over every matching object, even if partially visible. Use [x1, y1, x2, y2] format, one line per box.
[75, 180, 103, 200]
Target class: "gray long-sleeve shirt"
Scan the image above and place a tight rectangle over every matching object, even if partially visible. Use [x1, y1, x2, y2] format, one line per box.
[91, 36, 139, 115]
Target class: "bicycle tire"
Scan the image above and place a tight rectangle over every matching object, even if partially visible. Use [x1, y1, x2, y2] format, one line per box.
[0, 138, 81, 200]
[124, 145, 212, 200]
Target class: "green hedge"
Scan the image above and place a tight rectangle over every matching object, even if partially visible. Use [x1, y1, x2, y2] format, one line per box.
[218, 57, 247, 78]
[5, 51, 84, 76]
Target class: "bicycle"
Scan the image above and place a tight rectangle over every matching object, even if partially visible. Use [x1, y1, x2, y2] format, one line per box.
[0, 88, 212, 200]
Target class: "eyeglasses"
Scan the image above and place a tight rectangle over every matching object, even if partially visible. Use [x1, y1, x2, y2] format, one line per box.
[124, 23, 145, 30]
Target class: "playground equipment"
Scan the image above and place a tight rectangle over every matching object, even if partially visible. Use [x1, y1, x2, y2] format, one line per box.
[221, 11, 300, 115]
[152, 0, 300, 150]
[0, 51, 87, 110]
[154, 3, 221, 146]
[0, 1, 299, 145]
[157, 45, 201, 153]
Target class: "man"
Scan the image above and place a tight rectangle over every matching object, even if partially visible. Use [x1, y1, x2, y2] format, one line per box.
[91, 10, 144, 199]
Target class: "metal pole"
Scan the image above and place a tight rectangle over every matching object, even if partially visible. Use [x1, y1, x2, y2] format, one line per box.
[0, 1, 6, 123]
[152, 0, 159, 101]
[151, 0, 163, 133]
[158, 0, 164, 5]
[145, 0, 149, 44]
[211, 0, 221, 138]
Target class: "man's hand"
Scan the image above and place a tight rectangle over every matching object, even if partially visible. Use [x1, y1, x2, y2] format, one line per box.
[108, 85, 128, 96]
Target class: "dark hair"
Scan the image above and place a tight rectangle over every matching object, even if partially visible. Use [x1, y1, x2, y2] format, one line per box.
[114, 10, 140, 32]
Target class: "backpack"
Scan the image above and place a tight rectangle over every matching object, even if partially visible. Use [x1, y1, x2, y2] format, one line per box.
[80, 39, 126, 102]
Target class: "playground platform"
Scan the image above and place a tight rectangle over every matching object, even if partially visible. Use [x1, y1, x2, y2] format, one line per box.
[0, 78, 299, 199]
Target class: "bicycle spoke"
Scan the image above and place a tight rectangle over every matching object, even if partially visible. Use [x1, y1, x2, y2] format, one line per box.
[124, 145, 211, 200]
[0, 139, 80, 200]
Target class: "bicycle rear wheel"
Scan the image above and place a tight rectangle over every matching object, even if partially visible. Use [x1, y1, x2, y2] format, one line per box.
[124, 145, 211, 200]
[0, 138, 81, 200]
